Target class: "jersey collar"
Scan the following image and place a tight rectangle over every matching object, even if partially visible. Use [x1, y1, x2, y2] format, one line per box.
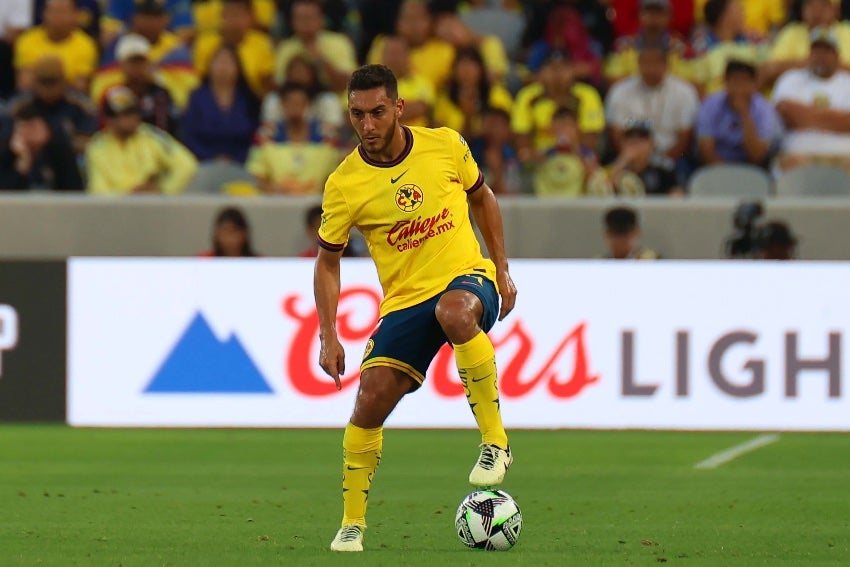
[357, 126, 414, 168]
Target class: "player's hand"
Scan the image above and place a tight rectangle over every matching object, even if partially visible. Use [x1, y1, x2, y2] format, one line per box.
[319, 334, 346, 390]
[496, 270, 517, 321]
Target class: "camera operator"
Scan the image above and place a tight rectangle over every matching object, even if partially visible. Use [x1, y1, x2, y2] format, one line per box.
[724, 201, 798, 260]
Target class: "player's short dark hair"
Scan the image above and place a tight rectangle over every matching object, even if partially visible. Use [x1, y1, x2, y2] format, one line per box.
[305, 204, 323, 227]
[604, 207, 640, 235]
[703, 0, 732, 28]
[724, 59, 757, 79]
[348, 64, 399, 101]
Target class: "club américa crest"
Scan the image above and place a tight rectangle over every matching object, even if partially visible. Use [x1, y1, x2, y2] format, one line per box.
[395, 184, 424, 212]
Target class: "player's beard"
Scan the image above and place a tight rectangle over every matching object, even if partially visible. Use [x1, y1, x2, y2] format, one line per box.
[361, 117, 398, 158]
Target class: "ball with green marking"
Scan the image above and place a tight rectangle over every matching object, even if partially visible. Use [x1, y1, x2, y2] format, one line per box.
[455, 489, 523, 551]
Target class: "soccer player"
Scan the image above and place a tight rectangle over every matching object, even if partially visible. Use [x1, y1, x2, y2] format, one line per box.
[314, 64, 518, 552]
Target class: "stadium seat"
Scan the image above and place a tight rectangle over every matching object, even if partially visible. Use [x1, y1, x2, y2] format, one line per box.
[687, 164, 772, 198]
[184, 162, 256, 194]
[774, 165, 850, 198]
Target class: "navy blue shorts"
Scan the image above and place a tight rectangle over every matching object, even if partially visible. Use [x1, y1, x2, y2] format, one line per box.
[360, 273, 499, 384]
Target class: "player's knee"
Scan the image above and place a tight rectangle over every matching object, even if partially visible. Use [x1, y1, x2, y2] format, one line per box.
[435, 294, 479, 342]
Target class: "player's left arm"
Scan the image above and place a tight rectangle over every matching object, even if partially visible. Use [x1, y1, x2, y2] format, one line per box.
[467, 183, 517, 321]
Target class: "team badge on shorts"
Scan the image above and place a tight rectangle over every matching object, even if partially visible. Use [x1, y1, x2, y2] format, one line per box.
[363, 339, 375, 360]
[395, 184, 424, 212]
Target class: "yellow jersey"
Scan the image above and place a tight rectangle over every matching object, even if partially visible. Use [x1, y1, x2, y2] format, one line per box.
[319, 126, 496, 316]
[14, 27, 98, 85]
[511, 81, 605, 151]
[85, 124, 198, 195]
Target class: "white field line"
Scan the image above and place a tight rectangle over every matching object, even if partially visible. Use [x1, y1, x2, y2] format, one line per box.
[694, 434, 781, 470]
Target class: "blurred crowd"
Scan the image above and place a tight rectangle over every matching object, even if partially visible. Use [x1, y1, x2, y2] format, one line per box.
[1, 0, 850, 197]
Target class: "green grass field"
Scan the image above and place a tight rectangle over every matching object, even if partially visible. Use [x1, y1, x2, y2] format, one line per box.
[1, 426, 848, 566]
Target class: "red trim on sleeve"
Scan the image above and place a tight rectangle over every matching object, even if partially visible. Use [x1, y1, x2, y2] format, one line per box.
[317, 236, 345, 252]
[465, 171, 485, 194]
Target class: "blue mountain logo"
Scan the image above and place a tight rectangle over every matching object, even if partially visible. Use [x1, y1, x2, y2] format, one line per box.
[144, 313, 273, 394]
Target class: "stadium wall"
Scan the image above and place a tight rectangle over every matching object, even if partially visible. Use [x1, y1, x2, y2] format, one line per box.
[2, 195, 850, 259]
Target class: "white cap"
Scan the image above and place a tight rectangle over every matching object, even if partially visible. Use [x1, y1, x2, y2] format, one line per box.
[115, 33, 151, 62]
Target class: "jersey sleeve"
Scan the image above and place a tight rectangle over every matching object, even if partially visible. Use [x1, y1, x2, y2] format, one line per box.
[447, 128, 484, 194]
[317, 177, 353, 252]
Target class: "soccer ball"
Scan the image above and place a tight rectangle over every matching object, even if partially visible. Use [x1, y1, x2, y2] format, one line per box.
[455, 489, 523, 551]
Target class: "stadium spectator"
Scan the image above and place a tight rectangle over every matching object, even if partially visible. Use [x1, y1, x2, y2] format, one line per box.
[102, 0, 194, 46]
[298, 203, 366, 257]
[756, 221, 798, 260]
[193, 0, 274, 97]
[512, 50, 605, 164]
[433, 12, 510, 85]
[246, 82, 339, 195]
[601, 206, 660, 260]
[356, 0, 401, 63]
[772, 29, 850, 172]
[605, 38, 699, 178]
[0, 101, 83, 190]
[5, 56, 98, 156]
[760, 0, 850, 88]
[525, 3, 603, 86]
[458, 0, 525, 61]
[198, 206, 259, 257]
[368, 0, 455, 92]
[273, 0, 357, 93]
[93, 33, 179, 134]
[191, 0, 275, 36]
[468, 107, 522, 195]
[33, 0, 101, 39]
[691, 0, 764, 95]
[85, 85, 198, 195]
[181, 45, 260, 164]
[380, 35, 434, 128]
[607, 0, 694, 40]
[696, 60, 781, 167]
[693, 0, 786, 37]
[588, 119, 682, 196]
[14, 0, 98, 92]
[605, 0, 692, 85]
[524, 0, 614, 61]
[434, 47, 512, 139]
[261, 54, 343, 138]
[0, 0, 33, 99]
[533, 105, 598, 197]
[98, 0, 198, 108]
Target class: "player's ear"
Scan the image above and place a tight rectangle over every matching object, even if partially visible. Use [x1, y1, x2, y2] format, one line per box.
[395, 97, 405, 119]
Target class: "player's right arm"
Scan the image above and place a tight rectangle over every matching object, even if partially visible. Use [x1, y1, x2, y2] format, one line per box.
[314, 247, 345, 389]
[313, 176, 353, 389]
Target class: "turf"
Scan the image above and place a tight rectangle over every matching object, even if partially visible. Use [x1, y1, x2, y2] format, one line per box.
[1, 426, 848, 566]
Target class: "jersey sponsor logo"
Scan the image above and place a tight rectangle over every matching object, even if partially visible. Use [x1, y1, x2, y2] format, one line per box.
[395, 183, 424, 212]
[386, 207, 455, 251]
[390, 169, 409, 184]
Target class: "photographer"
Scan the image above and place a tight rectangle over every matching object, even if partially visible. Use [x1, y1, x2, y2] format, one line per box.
[725, 202, 798, 260]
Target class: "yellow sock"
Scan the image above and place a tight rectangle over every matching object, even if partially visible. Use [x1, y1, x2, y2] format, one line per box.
[454, 330, 508, 448]
[341, 422, 382, 528]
